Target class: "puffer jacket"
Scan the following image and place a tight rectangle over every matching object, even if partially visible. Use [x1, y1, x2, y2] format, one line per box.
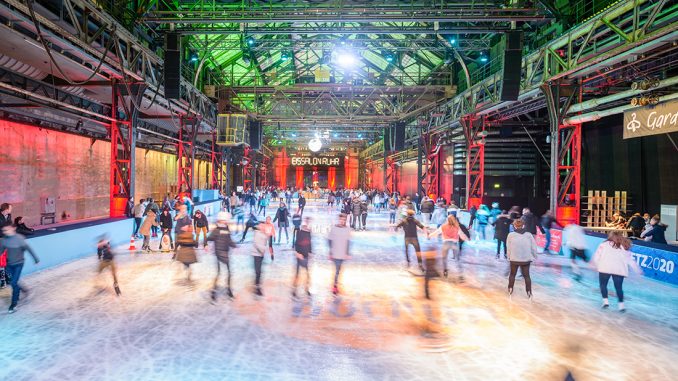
[207, 226, 236, 263]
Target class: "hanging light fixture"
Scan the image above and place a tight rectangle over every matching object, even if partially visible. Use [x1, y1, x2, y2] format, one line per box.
[308, 138, 322, 152]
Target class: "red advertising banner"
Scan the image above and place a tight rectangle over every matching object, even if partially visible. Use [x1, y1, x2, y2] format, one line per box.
[535, 229, 563, 254]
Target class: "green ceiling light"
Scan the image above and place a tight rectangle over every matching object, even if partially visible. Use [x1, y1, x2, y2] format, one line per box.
[189, 52, 199, 63]
[281, 51, 290, 62]
[480, 53, 488, 63]
[385, 54, 394, 63]
[246, 37, 255, 46]
[449, 38, 456, 45]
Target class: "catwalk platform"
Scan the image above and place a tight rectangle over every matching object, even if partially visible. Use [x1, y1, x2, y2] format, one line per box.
[1, 201, 677, 381]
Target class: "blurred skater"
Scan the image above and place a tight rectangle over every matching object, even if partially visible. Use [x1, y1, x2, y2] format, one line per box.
[328, 213, 351, 295]
[292, 217, 313, 298]
[193, 210, 209, 248]
[208, 212, 237, 301]
[563, 223, 588, 281]
[96, 235, 120, 296]
[0, 224, 40, 314]
[174, 205, 197, 281]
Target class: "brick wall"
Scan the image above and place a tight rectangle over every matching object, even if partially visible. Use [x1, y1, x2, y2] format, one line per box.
[0, 120, 211, 227]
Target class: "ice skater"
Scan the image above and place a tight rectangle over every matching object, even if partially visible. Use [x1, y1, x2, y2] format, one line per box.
[328, 213, 351, 295]
[0, 224, 40, 314]
[174, 205, 197, 281]
[139, 209, 160, 252]
[292, 216, 313, 298]
[428, 215, 468, 279]
[208, 212, 237, 301]
[395, 209, 428, 272]
[96, 234, 120, 296]
[563, 223, 588, 281]
[591, 232, 642, 312]
[506, 220, 538, 300]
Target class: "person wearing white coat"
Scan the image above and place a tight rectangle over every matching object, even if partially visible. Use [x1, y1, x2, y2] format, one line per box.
[506, 219, 539, 300]
[591, 232, 642, 312]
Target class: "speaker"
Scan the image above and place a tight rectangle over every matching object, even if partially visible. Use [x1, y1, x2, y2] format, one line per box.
[248, 120, 262, 150]
[499, 125, 513, 138]
[394, 122, 405, 151]
[384, 127, 392, 151]
[500, 31, 523, 101]
[164, 33, 181, 99]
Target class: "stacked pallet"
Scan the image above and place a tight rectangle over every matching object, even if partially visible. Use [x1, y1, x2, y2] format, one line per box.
[583, 190, 628, 227]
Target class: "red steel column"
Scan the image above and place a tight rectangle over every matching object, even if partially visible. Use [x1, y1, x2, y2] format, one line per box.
[555, 123, 581, 225]
[109, 80, 132, 217]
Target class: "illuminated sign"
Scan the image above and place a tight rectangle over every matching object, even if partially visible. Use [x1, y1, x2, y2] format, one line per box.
[291, 156, 342, 166]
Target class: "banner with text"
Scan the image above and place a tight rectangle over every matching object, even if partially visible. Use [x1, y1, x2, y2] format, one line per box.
[290, 156, 343, 166]
[623, 98, 678, 139]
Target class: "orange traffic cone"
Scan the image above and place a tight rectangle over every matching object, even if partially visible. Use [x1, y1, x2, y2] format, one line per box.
[129, 235, 136, 251]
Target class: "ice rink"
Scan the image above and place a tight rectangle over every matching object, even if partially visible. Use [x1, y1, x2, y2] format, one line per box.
[1, 201, 677, 381]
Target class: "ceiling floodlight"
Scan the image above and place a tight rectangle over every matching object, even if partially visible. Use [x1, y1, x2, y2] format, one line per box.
[246, 37, 255, 46]
[336, 51, 357, 67]
[308, 138, 322, 152]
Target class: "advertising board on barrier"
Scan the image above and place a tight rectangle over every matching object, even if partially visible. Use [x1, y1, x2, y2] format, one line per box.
[623, 98, 678, 139]
[630, 245, 678, 285]
[535, 229, 563, 254]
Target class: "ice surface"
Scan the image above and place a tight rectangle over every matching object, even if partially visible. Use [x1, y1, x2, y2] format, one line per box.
[1, 201, 677, 381]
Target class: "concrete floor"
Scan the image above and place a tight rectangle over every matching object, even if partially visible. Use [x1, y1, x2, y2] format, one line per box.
[1, 200, 677, 381]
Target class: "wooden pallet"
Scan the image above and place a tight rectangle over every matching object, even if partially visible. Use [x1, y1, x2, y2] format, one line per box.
[582, 190, 629, 227]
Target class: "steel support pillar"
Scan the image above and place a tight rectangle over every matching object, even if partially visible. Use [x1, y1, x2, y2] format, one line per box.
[542, 81, 581, 225]
[210, 129, 223, 190]
[243, 147, 254, 191]
[462, 115, 485, 209]
[420, 129, 441, 199]
[385, 157, 398, 193]
[178, 115, 198, 196]
[110, 79, 144, 217]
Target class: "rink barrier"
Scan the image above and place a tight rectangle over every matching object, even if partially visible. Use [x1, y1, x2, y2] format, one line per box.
[560, 230, 678, 286]
[20, 199, 223, 277]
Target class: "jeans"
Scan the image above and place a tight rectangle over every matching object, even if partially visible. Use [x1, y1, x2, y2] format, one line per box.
[351, 213, 361, 229]
[476, 223, 487, 240]
[440, 240, 461, 272]
[404, 237, 422, 265]
[133, 218, 142, 236]
[497, 239, 507, 256]
[278, 226, 289, 243]
[6, 263, 24, 309]
[293, 258, 310, 291]
[332, 259, 344, 287]
[508, 261, 532, 293]
[253, 256, 264, 288]
[258, 205, 266, 216]
[599, 273, 625, 302]
[361, 213, 367, 229]
[214, 258, 232, 291]
[389, 212, 396, 224]
[544, 228, 551, 251]
[292, 227, 299, 245]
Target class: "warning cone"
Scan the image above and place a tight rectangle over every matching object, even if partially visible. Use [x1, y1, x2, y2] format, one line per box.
[129, 235, 136, 251]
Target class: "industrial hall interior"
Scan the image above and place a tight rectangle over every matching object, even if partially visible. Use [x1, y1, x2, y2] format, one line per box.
[1, 1, 677, 380]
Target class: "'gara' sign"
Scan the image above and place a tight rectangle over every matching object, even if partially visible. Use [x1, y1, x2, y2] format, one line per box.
[623, 98, 678, 139]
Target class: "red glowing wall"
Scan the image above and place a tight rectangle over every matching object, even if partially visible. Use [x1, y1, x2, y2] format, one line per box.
[0, 120, 209, 225]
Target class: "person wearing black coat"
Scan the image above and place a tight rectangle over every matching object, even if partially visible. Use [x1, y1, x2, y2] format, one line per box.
[642, 215, 668, 244]
[291, 211, 302, 246]
[626, 213, 646, 238]
[492, 212, 512, 259]
[240, 213, 259, 242]
[292, 216, 313, 298]
[193, 210, 210, 248]
[520, 208, 544, 236]
[298, 195, 307, 217]
[350, 197, 362, 230]
[273, 203, 290, 244]
[208, 212, 237, 300]
[159, 208, 174, 249]
[360, 200, 368, 231]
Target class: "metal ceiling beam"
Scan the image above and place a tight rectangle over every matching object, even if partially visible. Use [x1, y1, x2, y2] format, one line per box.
[173, 26, 512, 36]
[144, 6, 548, 24]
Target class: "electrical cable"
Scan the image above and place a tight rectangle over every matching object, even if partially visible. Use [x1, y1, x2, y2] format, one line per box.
[26, 0, 116, 86]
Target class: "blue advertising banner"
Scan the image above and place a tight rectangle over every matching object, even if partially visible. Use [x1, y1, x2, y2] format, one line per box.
[630, 244, 678, 285]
